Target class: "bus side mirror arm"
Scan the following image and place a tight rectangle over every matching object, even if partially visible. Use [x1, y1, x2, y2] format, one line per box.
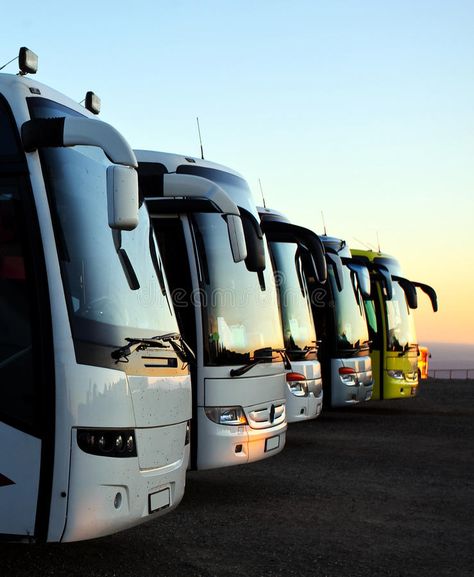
[22, 117, 139, 230]
[392, 275, 418, 309]
[260, 220, 327, 284]
[162, 173, 247, 263]
[412, 282, 438, 312]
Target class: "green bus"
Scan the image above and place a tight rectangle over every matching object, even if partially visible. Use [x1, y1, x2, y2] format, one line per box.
[350, 250, 437, 400]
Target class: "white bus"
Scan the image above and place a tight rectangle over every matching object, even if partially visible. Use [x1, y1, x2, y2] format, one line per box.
[135, 150, 288, 470]
[258, 207, 327, 422]
[310, 236, 374, 407]
[0, 49, 191, 542]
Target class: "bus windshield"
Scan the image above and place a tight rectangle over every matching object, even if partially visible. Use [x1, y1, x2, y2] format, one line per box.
[386, 281, 417, 351]
[193, 212, 284, 365]
[329, 264, 370, 352]
[269, 240, 317, 359]
[29, 99, 178, 351]
[176, 164, 284, 365]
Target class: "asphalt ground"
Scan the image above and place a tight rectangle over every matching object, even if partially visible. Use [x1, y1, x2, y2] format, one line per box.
[1, 378, 473, 577]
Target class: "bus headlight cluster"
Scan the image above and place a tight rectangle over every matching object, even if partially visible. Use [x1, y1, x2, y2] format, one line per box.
[387, 370, 404, 380]
[339, 367, 357, 385]
[286, 372, 308, 397]
[204, 406, 248, 426]
[77, 429, 137, 457]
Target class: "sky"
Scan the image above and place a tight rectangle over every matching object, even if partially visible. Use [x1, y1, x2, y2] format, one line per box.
[3, 0, 474, 345]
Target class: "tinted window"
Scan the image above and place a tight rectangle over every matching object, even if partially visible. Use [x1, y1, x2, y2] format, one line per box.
[0, 184, 36, 428]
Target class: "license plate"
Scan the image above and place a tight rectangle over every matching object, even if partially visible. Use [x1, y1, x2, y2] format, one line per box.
[149, 488, 170, 513]
[265, 435, 280, 452]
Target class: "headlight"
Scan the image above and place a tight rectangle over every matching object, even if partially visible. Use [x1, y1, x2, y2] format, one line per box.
[77, 429, 137, 457]
[387, 370, 404, 380]
[204, 406, 248, 426]
[286, 371, 308, 397]
[339, 367, 357, 385]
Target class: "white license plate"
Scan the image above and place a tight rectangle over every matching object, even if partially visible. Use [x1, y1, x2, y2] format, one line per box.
[149, 488, 170, 513]
[265, 435, 280, 452]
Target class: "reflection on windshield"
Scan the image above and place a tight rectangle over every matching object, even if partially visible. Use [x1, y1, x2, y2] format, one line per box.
[41, 145, 178, 346]
[269, 241, 316, 358]
[386, 282, 417, 351]
[329, 265, 369, 351]
[193, 213, 283, 365]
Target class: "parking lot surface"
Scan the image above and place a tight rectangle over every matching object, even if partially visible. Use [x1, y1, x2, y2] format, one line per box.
[1, 378, 473, 577]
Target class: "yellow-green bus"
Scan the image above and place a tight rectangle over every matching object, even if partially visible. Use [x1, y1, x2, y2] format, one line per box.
[350, 250, 437, 400]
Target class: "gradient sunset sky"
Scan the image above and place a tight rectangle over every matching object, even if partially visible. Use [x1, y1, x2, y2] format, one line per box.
[4, 0, 473, 344]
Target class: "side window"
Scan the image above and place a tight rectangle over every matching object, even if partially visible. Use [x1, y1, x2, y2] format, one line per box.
[364, 299, 379, 347]
[0, 182, 36, 428]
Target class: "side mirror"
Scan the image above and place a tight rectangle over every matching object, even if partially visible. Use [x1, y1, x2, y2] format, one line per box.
[413, 281, 438, 312]
[300, 229, 327, 285]
[325, 250, 344, 292]
[106, 165, 139, 230]
[260, 220, 327, 284]
[240, 208, 266, 272]
[393, 275, 418, 309]
[224, 214, 247, 263]
[375, 264, 393, 301]
[346, 262, 371, 299]
[161, 173, 247, 264]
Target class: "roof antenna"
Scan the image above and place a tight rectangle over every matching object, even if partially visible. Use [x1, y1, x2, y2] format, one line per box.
[196, 116, 205, 159]
[376, 231, 381, 253]
[0, 55, 17, 72]
[354, 237, 374, 250]
[258, 178, 267, 208]
[321, 211, 327, 235]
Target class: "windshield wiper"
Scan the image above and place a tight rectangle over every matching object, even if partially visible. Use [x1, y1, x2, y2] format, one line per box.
[286, 346, 318, 359]
[355, 339, 372, 351]
[111, 332, 195, 364]
[229, 347, 291, 377]
[398, 343, 418, 357]
[337, 340, 372, 356]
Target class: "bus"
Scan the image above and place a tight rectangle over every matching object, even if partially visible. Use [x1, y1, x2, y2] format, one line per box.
[308, 236, 374, 407]
[258, 206, 327, 422]
[0, 49, 192, 542]
[418, 346, 430, 380]
[135, 151, 288, 470]
[350, 249, 437, 399]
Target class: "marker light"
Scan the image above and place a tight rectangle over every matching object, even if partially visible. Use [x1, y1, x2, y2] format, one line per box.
[77, 429, 137, 457]
[339, 366, 357, 385]
[19, 47, 38, 75]
[204, 406, 248, 426]
[286, 372, 308, 396]
[85, 91, 101, 115]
